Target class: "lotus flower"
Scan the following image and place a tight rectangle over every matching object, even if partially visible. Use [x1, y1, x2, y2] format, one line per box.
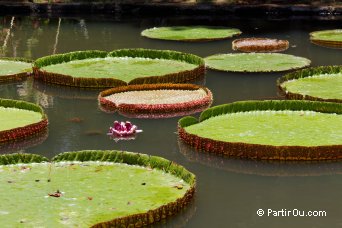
[107, 121, 142, 137]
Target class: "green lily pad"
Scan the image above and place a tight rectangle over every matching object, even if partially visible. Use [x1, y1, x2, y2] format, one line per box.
[0, 58, 32, 83]
[185, 110, 341, 147]
[0, 107, 42, 131]
[41, 57, 197, 82]
[141, 26, 241, 42]
[0, 60, 31, 76]
[178, 100, 342, 160]
[34, 49, 205, 88]
[310, 29, 342, 48]
[282, 73, 342, 101]
[0, 99, 47, 143]
[204, 53, 311, 72]
[0, 151, 195, 227]
[278, 65, 342, 103]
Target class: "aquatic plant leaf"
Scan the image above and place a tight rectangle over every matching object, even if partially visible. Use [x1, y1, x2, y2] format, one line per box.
[0, 151, 195, 227]
[141, 26, 241, 42]
[205, 53, 310, 72]
[278, 65, 342, 103]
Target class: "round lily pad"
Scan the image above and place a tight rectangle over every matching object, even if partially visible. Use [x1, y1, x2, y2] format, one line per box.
[178, 100, 342, 160]
[204, 53, 311, 72]
[0, 58, 32, 83]
[232, 38, 289, 52]
[141, 26, 241, 42]
[34, 49, 205, 88]
[99, 84, 213, 118]
[278, 66, 342, 103]
[310, 29, 342, 48]
[0, 150, 195, 227]
[0, 99, 48, 144]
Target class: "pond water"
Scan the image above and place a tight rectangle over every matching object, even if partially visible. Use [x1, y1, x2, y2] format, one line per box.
[0, 15, 341, 227]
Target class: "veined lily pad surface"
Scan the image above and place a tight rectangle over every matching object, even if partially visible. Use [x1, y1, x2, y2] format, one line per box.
[41, 57, 197, 82]
[141, 26, 241, 41]
[184, 110, 342, 147]
[0, 151, 195, 227]
[204, 53, 311, 72]
[0, 60, 31, 76]
[310, 29, 342, 48]
[281, 73, 342, 101]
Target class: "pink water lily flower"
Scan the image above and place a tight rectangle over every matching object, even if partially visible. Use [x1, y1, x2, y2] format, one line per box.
[107, 121, 142, 137]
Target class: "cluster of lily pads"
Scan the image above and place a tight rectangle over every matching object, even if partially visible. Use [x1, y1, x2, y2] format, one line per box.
[0, 25, 341, 227]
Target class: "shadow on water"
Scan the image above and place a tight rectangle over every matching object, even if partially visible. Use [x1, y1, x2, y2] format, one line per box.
[179, 141, 342, 177]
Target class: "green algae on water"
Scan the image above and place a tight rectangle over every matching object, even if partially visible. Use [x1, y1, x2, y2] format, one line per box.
[0, 161, 190, 227]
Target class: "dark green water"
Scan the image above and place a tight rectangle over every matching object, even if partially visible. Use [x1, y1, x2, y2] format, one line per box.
[0, 15, 341, 227]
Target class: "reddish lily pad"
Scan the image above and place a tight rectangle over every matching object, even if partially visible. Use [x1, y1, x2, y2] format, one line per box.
[99, 84, 213, 118]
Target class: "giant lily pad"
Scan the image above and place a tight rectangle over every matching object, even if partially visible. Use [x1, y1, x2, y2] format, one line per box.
[178, 100, 342, 160]
[278, 65, 342, 103]
[204, 53, 311, 72]
[34, 49, 205, 88]
[0, 150, 195, 227]
[141, 26, 241, 42]
[310, 29, 342, 48]
[0, 58, 32, 83]
[0, 99, 48, 144]
[99, 84, 213, 118]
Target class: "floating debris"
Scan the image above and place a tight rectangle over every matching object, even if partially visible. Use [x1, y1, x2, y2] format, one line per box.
[68, 117, 84, 123]
[48, 190, 62, 198]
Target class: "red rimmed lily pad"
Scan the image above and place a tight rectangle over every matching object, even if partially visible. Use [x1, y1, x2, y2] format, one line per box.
[99, 84, 213, 118]
[0, 99, 48, 144]
[232, 38, 289, 52]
